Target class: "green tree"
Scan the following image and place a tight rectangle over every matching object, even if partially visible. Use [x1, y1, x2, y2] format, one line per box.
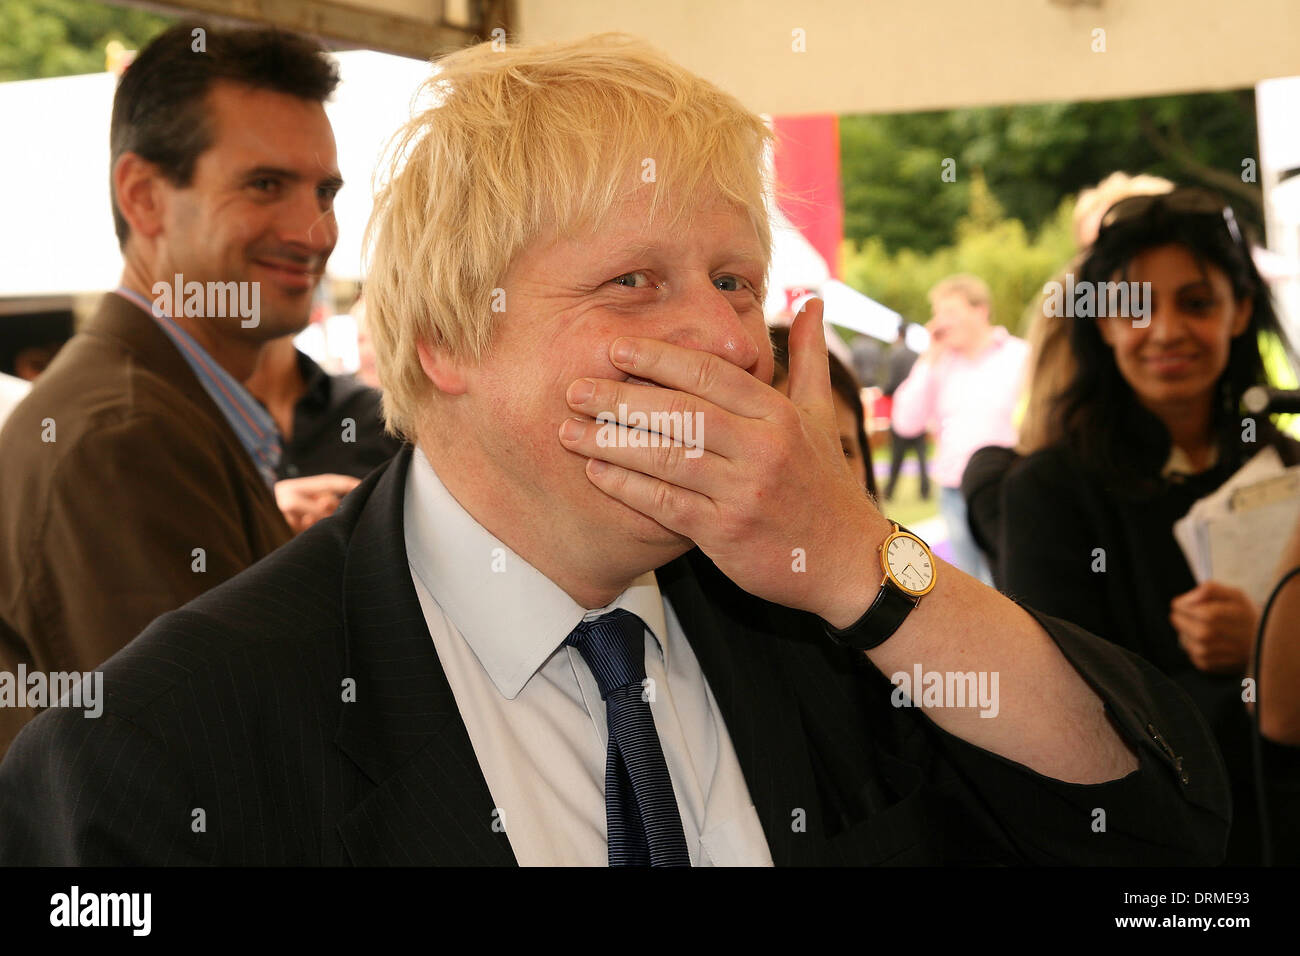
[840, 91, 1261, 255]
[842, 173, 1075, 336]
[0, 0, 171, 81]
[839, 110, 971, 257]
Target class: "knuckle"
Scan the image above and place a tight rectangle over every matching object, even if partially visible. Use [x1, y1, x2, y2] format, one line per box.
[604, 462, 628, 490]
[667, 392, 694, 426]
[596, 383, 620, 417]
[651, 480, 677, 516]
[765, 435, 793, 472]
[654, 440, 681, 474]
[694, 354, 719, 394]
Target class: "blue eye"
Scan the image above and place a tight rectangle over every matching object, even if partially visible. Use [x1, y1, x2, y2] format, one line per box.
[611, 272, 652, 289]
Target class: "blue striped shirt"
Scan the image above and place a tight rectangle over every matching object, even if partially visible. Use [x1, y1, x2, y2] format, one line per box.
[114, 287, 282, 487]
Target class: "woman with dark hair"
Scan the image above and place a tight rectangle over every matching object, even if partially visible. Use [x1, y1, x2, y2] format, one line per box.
[769, 325, 879, 499]
[1000, 187, 1300, 863]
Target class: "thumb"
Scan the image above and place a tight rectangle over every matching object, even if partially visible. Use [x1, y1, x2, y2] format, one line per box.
[786, 297, 833, 412]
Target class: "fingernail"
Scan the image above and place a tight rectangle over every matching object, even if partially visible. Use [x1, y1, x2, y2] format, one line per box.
[611, 340, 635, 365]
[560, 418, 586, 441]
[568, 379, 595, 404]
[588, 459, 607, 475]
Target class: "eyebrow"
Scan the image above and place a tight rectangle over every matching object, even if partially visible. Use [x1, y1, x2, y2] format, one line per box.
[241, 165, 344, 191]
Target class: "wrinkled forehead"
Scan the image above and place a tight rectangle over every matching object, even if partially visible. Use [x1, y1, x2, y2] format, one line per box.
[543, 184, 769, 267]
[203, 81, 339, 176]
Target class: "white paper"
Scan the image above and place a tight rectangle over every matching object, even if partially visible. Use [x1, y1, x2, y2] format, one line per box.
[1173, 447, 1291, 592]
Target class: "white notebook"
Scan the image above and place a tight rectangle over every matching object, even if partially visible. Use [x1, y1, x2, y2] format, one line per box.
[1174, 448, 1300, 606]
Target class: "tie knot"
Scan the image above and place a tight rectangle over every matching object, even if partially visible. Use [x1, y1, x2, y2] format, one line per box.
[565, 609, 647, 700]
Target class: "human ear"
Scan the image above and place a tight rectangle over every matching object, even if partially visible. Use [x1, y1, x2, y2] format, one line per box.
[113, 153, 167, 241]
[416, 338, 470, 395]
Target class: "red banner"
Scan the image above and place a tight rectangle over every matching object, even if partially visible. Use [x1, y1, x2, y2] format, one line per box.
[771, 114, 844, 279]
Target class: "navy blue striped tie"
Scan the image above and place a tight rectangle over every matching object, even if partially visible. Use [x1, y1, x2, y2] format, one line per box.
[566, 609, 690, 867]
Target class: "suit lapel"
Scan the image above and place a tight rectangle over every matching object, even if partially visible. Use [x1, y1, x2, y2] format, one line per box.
[659, 552, 945, 866]
[335, 446, 515, 865]
[656, 551, 825, 865]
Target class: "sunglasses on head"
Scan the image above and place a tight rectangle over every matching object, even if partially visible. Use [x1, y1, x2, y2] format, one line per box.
[1098, 187, 1245, 249]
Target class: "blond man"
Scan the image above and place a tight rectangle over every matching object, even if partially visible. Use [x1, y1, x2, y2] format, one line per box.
[0, 35, 1226, 866]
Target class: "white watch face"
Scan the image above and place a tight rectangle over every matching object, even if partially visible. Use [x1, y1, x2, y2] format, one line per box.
[885, 534, 934, 595]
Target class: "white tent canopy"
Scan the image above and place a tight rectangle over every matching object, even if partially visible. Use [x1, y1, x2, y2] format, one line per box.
[0, 51, 428, 300]
[1, 71, 118, 298]
[763, 210, 830, 315]
[133, 0, 1300, 116]
[818, 280, 901, 342]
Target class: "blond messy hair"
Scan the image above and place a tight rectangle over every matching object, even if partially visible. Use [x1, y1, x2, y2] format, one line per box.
[363, 32, 774, 439]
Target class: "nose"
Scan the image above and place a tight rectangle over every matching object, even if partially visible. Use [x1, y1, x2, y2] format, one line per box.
[277, 185, 338, 258]
[662, 277, 762, 374]
[1144, 295, 1189, 344]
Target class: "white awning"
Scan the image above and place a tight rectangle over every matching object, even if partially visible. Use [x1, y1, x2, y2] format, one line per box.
[127, 0, 1300, 114]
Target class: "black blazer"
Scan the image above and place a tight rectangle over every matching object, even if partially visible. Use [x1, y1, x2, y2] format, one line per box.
[0, 447, 1230, 865]
[1000, 439, 1300, 864]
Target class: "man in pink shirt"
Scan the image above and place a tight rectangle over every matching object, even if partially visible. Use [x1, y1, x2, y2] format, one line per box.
[892, 274, 1028, 583]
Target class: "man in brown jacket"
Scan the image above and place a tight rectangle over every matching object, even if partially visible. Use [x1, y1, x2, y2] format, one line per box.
[0, 23, 351, 755]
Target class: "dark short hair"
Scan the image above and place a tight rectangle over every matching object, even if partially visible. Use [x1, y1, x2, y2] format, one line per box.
[769, 325, 879, 498]
[109, 22, 340, 248]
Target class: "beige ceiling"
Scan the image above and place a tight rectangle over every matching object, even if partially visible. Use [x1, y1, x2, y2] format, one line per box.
[127, 0, 1300, 113]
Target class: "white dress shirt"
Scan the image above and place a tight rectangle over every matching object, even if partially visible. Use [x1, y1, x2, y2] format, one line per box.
[403, 446, 773, 866]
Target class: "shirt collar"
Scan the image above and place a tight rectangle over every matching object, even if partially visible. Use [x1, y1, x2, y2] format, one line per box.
[402, 445, 668, 700]
[973, 325, 1010, 357]
[1162, 442, 1220, 479]
[113, 286, 282, 487]
[939, 325, 1010, 366]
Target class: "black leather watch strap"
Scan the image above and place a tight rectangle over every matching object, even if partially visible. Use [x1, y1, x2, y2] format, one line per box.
[824, 582, 917, 651]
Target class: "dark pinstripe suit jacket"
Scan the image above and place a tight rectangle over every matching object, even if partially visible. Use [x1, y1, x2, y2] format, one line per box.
[0, 446, 1231, 865]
